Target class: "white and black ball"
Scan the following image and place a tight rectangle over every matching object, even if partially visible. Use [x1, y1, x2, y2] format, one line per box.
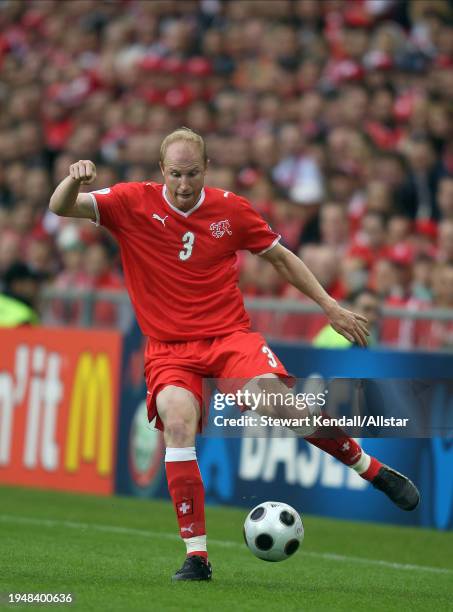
[243, 501, 304, 562]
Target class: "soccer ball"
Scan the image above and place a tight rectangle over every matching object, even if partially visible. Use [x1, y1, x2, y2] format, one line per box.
[243, 501, 304, 562]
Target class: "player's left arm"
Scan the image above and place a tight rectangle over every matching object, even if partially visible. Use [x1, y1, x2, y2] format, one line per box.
[260, 242, 369, 347]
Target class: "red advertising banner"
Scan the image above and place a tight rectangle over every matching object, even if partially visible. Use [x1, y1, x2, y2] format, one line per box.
[0, 327, 121, 495]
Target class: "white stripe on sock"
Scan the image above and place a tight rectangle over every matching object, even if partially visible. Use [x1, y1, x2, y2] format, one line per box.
[350, 452, 371, 474]
[184, 534, 207, 555]
[165, 447, 196, 462]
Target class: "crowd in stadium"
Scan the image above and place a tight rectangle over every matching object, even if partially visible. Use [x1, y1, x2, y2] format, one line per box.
[0, 0, 452, 347]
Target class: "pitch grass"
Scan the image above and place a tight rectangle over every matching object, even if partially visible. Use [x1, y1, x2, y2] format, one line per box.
[1, 486, 453, 611]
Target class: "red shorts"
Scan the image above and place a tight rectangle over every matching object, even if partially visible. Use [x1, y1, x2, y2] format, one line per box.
[144, 330, 291, 431]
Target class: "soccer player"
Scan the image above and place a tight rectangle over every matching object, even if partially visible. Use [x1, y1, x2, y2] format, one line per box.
[49, 128, 419, 582]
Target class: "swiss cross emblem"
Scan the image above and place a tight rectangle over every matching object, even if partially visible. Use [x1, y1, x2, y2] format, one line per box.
[210, 219, 232, 238]
[177, 499, 193, 517]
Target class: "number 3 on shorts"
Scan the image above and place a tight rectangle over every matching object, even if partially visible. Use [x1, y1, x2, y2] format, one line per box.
[262, 345, 278, 368]
[179, 231, 195, 261]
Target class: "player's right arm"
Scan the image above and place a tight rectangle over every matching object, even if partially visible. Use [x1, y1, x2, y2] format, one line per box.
[49, 160, 97, 220]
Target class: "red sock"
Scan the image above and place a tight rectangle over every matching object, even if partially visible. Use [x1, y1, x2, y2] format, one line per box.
[305, 426, 382, 481]
[165, 447, 207, 560]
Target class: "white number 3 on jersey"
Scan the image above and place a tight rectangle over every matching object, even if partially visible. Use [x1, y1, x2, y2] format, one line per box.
[179, 231, 195, 261]
[262, 346, 278, 368]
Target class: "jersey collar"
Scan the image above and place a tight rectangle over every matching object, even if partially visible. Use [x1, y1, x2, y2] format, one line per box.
[162, 185, 205, 217]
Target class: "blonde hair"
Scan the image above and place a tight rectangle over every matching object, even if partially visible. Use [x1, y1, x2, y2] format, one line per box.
[160, 127, 207, 166]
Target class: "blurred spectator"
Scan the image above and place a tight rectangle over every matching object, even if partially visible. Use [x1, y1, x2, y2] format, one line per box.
[387, 214, 412, 245]
[0, 262, 41, 327]
[419, 263, 453, 349]
[437, 176, 453, 220]
[372, 258, 400, 300]
[270, 198, 305, 251]
[84, 242, 124, 327]
[398, 137, 442, 220]
[319, 202, 350, 254]
[438, 219, 453, 263]
[313, 289, 382, 348]
[411, 254, 434, 301]
[339, 256, 369, 297]
[26, 234, 56, 277]
[349, 211, 389, 268]
[272, 123, 324, 205]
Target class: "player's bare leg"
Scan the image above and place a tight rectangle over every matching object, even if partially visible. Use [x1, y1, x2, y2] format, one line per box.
[157, 385, 212, 581]
[243, 375, 419, 511]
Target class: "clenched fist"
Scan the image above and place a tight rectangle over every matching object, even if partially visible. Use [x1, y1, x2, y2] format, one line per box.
[69, 160, 97, 185]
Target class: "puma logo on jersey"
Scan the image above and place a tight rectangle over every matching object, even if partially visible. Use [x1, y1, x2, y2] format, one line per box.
[224, 191, 230, 198]
[152, 213, 168, 226]
[210, 219, 232, 238]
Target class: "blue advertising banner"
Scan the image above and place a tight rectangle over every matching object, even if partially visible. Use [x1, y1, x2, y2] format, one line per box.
[116, 323, 453, 530]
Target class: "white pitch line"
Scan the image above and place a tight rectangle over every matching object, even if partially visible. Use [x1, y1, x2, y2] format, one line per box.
[0, 514, 451, 576]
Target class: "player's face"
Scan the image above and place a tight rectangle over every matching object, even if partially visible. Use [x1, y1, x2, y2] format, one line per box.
[160, 142, 207, 211]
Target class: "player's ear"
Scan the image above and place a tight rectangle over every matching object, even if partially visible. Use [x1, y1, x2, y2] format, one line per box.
[159, 162, 165, 177]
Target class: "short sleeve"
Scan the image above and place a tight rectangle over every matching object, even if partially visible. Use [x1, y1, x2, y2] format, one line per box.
[236, 196, 281, 254]
[89, 183, 130, 232]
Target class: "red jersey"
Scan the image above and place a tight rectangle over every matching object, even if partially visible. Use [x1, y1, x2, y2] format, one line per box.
[89, 182, 280, 341]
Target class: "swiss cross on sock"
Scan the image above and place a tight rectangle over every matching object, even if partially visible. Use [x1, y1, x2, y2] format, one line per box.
[177, 499, 193, 517]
